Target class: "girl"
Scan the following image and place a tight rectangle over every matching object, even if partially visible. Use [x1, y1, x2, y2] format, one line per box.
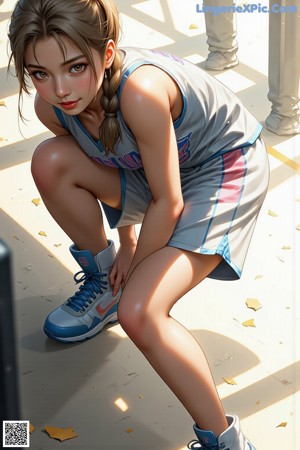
[8, 0, 269, 448]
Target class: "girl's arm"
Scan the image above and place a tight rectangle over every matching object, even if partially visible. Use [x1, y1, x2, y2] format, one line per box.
[120, 65, 184, 282]
[110, 225, 137, 295]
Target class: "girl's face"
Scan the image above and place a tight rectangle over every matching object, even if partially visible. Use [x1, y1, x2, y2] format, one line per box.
[24, 36, 114, 115]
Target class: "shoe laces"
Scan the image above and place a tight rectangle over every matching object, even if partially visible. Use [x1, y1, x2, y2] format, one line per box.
[66, 270, 108, 313]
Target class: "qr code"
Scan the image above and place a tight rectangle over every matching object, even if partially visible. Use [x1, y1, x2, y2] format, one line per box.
[2, 421, 30, 448]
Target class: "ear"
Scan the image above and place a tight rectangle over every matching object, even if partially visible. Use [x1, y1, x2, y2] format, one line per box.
[104, 39, 116, 69]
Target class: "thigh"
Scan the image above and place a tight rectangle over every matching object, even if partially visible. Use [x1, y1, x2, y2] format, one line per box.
[32, 134, 122, 209]
[119, 246, 222, 318]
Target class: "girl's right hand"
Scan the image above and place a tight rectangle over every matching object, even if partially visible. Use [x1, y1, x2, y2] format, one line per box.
[109, 241, 137, 296]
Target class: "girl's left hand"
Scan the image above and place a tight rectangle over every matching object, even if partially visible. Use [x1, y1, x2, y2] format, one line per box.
[109, 242, 137, 296]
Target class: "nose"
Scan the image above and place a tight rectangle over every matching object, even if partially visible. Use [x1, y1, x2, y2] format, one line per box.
[55, 76, 71, 98]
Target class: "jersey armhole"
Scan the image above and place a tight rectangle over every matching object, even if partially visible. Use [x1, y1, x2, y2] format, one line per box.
[53, 106, 69, 131]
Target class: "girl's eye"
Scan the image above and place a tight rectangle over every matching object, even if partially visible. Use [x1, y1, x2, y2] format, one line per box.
[70, 63, 87, 73]
[31, 71, 48, 80]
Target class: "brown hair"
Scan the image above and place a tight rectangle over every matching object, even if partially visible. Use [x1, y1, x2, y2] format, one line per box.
[8, 0, 123, 154]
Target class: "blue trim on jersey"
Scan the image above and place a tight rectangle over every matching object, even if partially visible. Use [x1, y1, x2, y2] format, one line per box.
[212, 148, 248, 280]
[73, 116, 105, 152]
[244, 122, 263, 146]
[192, 123, 262, 169]
[117, 58, 187, 130]
[53, 106, 69, 130]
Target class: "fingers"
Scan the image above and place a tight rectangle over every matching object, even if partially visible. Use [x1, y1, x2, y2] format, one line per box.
[109, 264, 124, 296]
[113, 271, 124, 296]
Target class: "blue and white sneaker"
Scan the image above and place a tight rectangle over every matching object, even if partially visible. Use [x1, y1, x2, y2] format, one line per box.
[44, 240, 120, 343]
[188, 415, 256, 450]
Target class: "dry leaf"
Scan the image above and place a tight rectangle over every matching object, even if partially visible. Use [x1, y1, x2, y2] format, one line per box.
[30, 423, 35, 433]
[138, 394, 144, 399]
[54, 243, 62, 247]
[223, 377, 237, 385]
[255, 274, 263, 280]
[296, 224, 300, 232]
[246, 298, 262, 311]
[276, 422, 287, 428]
[0, 101, 6, 107]
[126, 428, 134, 433]
[281, 246, 291, 250]
[189, 23, 199, 29]
[38, 231, 47, 237]
[268, 210, 278, 217]
[31, 198, 41, 206]
[44, 426, 78, 442]
[242, 319, 256, 328]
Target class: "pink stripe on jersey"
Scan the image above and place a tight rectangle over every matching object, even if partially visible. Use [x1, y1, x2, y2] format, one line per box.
[218, 149, 246, 203]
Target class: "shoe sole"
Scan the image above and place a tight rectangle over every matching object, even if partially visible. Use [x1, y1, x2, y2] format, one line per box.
[265, 123, 300, 135]
[44, 312, 119, 343]
[205, 59, 239, 71]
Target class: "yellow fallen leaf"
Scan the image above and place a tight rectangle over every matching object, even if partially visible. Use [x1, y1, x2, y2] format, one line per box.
[54, 243, 62, 247]
[126, 428, 134, 433]
[0, 101, 6, 107]
[296, 224, 300, 231]
[44, 426, 78, 442]
[189, 23, 199, 29]
[31, 198, 41, 206]
[223, 377, 237, 385]
[296, 198, 300, 202]
[276, 422, 287, 428]
[38, 231, 47, 237]
[30, 423, 35, 433]
[242, 319, 256, 328]
[246, 298, 262, 311]
[268, 210, 278, 217]
[281, 246, 291, 250]
[255, 274, 263, 280]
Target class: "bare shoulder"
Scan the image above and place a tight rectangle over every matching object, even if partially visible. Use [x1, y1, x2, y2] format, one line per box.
[34, 94, 69, 136]
[121, 65, 171, 107]
[120, 65, 182, 128]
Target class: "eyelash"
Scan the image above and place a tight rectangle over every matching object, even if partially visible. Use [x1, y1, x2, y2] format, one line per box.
[70, 63, 88, 73]
[30, 63, 88, 80]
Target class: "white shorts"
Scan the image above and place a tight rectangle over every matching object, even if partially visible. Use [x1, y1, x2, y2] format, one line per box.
[101, 137, 269, 281]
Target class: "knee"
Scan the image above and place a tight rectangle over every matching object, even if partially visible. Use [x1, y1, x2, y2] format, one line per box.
[118, 297, 155, 350]
[31, 135, 75, 191]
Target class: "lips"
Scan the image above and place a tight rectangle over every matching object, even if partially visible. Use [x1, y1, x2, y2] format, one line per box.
[59, 100, 79, 110]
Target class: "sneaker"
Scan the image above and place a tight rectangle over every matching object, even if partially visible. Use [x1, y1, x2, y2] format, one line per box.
[44, 240, 120, 343]
[265, 111, 300, 135]
[188, 415, 256, 450]
[205, 52, 239, 71]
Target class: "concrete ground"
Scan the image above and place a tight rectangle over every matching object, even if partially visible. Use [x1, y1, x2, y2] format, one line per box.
[0, 0, 299, 449]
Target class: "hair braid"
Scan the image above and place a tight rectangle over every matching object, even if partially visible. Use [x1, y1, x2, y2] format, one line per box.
[99, 48, 123, 155]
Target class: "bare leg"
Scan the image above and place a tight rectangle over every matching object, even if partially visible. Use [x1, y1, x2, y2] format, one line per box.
[118, 246, 228, 437]
[31, 135, 121, 253]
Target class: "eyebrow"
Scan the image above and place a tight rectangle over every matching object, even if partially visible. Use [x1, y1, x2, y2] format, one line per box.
[26, 55, 87, 69]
